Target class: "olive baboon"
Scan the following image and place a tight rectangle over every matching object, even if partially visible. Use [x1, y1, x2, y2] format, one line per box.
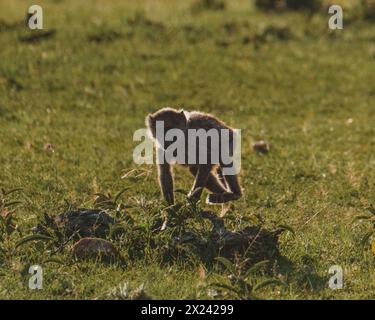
[146, 107, 242, 205]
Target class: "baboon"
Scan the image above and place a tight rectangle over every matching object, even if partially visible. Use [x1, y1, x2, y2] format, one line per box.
[146, 107, 242, 205]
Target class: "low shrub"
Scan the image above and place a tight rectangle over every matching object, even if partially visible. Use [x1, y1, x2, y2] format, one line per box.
[255, 0, 322, 12]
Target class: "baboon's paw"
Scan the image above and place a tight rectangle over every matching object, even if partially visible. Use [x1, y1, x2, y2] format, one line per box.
[207, 192, 240, 204]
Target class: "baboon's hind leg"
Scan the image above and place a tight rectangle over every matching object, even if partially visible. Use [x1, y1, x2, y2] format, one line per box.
[216, 167, 228, 189]
[224, 172, 242, 197]
[207, 166, 242, 204]
[188, 166, 227, 194]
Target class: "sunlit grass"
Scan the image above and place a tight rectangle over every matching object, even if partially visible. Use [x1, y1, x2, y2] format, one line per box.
[0, 0, 374, 299]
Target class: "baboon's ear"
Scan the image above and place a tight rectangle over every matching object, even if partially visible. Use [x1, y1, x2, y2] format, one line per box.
[146, 114, 155, 128]
[180, 109, 189, 123]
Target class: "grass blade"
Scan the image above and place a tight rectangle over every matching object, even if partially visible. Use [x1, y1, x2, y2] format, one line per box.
[253, 279, 283, 291]
[114, 187, 130, 204]
[277, 224, 296, 236]
[16, 234, 53, 248]
[245, 260, 269, 277]
[215, 257, 236, 275]
[360, 231, 374, 247]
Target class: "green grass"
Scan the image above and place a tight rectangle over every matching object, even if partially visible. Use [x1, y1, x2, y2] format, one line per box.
[1, 0, 375, 299]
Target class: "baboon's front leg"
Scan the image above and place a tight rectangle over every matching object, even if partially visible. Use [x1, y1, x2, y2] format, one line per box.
[187, 165, 212, 202]
[158, 163, 174, 204]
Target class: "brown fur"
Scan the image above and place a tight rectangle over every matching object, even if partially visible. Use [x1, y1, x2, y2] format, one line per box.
[146, 107, 242, 205]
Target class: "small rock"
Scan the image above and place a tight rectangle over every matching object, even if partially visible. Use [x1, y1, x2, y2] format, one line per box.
[252, 140, 270, 154]
[72, 237, 119, 261]
[43, 143, 55, 152]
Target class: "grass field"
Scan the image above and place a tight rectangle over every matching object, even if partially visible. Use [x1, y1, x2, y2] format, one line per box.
[0, 0, 375, 299]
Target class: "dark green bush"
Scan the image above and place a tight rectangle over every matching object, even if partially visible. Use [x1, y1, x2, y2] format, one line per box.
[255, 0, 322, 12]
[255, 0, 285, 10]
[363, 0, 375, 20]
[286, 0, 322, 11]
[192, 0, 226, 12]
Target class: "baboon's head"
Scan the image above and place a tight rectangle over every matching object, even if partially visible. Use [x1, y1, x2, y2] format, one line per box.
[146, 107, 188, 139]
